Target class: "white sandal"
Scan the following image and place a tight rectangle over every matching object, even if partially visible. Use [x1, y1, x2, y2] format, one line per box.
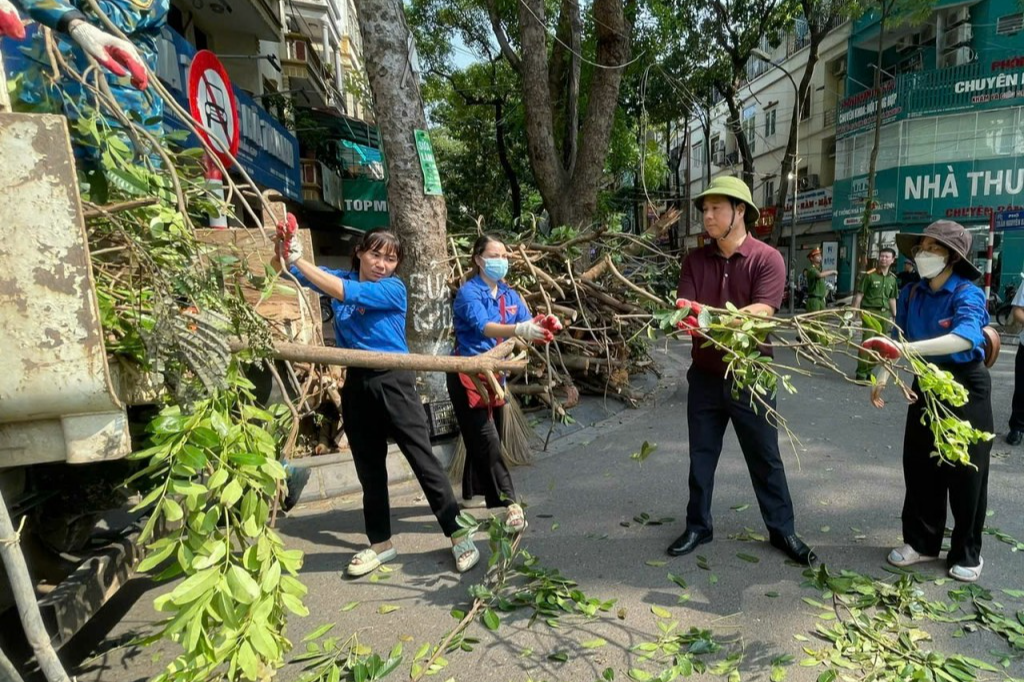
[346, 547, 397, 577]
[505, 503, 527, 532]
[452, 537, 479, 573]
[949, 557, 983, 583]
[887, 544, 938, 567]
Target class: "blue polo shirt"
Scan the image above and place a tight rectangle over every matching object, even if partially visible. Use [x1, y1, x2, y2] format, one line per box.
[289, 265, 409, 354]
[453, 275, 532, 356]
[894, 272, 989, 365]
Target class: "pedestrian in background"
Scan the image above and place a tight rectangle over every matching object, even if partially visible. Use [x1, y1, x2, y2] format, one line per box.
[275, 223, 480, 576]
[668, 176, 816, 566]
[803, 248, 837, 313]
[897, 260, 921, 290]
[1005, 284, 1024, 446]
[865, 220, 992, 583]
[853, 247, 899, 381]
[448, 235, 562, 532]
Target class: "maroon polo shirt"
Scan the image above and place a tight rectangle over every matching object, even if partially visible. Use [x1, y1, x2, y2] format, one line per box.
[677, 235, 786, 375]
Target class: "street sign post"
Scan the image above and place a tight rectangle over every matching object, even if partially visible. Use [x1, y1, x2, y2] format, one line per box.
[188, 51, 239, 228]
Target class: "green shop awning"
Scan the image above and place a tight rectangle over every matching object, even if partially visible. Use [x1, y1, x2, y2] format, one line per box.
[341, 178, 389, 232]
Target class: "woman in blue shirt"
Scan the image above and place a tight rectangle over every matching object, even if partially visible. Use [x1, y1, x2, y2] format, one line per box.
[275, 222, 479, 575]
[864, 220, 992, 582]
[448, 235, 561, 531]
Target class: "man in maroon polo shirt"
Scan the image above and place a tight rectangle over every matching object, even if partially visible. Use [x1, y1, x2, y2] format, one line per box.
[666, 176, 816, 566]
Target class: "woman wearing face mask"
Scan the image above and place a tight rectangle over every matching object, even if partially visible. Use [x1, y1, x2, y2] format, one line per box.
[274, 221, 479, 576]
[861, 220, 992, 582]
[447, 234, 562, 531]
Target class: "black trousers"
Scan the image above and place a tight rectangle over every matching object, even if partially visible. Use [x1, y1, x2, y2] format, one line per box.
[446, 373, 516, 508]
[902, 361, 992, 568]
[1010, 345, 1024, 431]
[342, 368, 460, 543]
[685, 367, 796, 536]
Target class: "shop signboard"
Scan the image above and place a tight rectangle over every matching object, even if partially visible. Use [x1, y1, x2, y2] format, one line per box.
[833, 156, 1024, 231]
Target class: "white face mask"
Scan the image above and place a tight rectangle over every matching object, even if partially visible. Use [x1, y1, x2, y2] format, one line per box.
[915, 251, 948, 279]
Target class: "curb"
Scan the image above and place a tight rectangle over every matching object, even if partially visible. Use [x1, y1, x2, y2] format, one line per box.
[288, 343, 689, 507]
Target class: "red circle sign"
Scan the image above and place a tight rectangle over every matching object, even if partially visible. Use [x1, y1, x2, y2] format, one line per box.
[188, 50, 240, 167]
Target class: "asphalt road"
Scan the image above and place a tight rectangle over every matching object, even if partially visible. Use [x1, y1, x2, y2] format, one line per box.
[47, 342, 1024, 682]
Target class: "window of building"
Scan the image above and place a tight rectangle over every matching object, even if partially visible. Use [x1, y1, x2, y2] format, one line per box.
[764, 179, 776, 206]
[710, 134, 721, 163]
[977, 110, 1018, 157]
[691, 140, 704, 171]
[799, 91, 812, 121]
[742, 116, 756, 154]
[765, 108, 777, 138]
[997, 13, 1024, 35]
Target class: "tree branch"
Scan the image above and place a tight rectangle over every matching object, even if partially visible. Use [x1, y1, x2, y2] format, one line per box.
[485, 0, 521, 72]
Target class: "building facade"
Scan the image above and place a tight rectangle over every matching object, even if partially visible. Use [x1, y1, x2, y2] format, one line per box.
[833, 0, 1024, 292]
[675, 20, 852, 290]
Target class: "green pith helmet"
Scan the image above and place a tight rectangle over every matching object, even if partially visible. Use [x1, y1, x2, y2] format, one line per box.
[692, 176, 760, 227]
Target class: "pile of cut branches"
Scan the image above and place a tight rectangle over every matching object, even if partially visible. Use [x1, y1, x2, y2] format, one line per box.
[449, 211, 682, 413]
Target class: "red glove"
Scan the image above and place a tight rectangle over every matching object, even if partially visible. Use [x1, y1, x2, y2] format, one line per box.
[863, 336, 902, 361]
[68, 21, 149, 90]
[275, 214, 301, 264]
[535, 314, 563, 334]
[0, 0, 26, 40]
[676, 315, 700, 336]
[675, 298, 703, 316]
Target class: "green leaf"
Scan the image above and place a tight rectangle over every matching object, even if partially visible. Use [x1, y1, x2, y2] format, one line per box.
[668, 573, 688, 589]
[162, 497, 184, 523]
[340, 601, 360, 612]
[581, 638, 608, 649]
[302, 623, 335, 642]
[482, 609, 500, 630]
[191, 542, 226, 571]
[137, 540, 177, 573]
[227, 565, 261, 604]
[628, 669, 653, 681]
[169, 567, 219, 605]
[378, 604, 401, 615]
[220, 479, 243, 507]
[737, 553, 760, 564]
[249, 622, 279, 660]
[650, 605, 672, 619]
[731, 504, 750, 512]
[207, 468, 229, 490]
[282, 593, 310, 616]
[645, 560, 667, 567]
[547, 651, 569, 663]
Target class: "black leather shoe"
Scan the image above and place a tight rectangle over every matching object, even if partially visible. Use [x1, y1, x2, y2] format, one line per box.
[1007, 430, 1023, 446]
[666, 530, 713, 557]
[770, 533, 817, 565]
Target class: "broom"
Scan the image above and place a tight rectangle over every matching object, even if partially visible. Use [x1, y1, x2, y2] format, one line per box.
[447, 392, 537, 481]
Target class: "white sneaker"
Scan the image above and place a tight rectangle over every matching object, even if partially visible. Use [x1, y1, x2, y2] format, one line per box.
[949, 557, 983, 583]
[887, 544, 938, 567]
[461, 496, 487, 509]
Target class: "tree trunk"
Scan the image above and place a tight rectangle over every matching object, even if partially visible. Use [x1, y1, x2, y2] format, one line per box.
[769, 12, 826, 247]
[857, 0, 891, 289]
[507, 0, 629, 229]
[493, 98, 523, 223]
[356, 0, 452, 399]
[722, 85, 755, 190]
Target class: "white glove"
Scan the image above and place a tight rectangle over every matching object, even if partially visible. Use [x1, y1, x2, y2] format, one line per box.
[68, 20, 149, 89]
[513, 320, 547, 341]
[0, 0, 25, 40]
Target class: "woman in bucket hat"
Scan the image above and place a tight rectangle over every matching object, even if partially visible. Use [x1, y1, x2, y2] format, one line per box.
[668, 176, 816, 566]
[862, 220, 992, 582]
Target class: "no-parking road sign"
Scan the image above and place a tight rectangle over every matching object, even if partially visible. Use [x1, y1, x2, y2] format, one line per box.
[188, 50, 240, 167]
